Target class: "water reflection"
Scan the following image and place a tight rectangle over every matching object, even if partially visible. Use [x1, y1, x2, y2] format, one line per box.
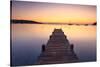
[11, 24, 96, 66]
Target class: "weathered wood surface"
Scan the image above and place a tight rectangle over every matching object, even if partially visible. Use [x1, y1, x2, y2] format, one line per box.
[37, 29, 78, 64]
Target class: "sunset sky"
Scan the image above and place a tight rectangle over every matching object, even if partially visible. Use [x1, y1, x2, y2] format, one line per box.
[11, 1, 96, 24]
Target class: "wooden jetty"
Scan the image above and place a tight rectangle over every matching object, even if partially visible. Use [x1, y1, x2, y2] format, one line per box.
[37, 29, 78, 64]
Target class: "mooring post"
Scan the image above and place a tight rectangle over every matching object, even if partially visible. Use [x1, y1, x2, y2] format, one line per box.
[42, 44, 45, 52]
[70, 44, 74, 51]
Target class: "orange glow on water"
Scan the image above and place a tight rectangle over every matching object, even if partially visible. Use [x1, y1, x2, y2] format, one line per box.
[12, 24, 96, 41]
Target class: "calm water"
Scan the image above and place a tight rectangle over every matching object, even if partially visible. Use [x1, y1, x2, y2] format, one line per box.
[11, 24, 96, 66]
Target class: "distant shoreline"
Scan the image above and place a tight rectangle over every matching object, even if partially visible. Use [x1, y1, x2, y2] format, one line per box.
[11, 19, 97, 26]
[11, 19, 43, 24]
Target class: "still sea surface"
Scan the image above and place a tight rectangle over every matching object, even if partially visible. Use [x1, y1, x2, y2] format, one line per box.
[11, 24, 96, 66]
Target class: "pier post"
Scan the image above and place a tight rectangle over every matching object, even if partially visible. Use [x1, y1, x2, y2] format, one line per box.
[70, 44, 74, 51]
[42, 44, 45, 52]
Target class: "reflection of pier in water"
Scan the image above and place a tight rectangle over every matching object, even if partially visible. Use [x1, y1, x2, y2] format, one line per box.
[37, 29, 78, 64]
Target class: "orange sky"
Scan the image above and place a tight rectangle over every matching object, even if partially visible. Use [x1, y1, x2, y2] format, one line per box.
[11, 1, 96, 24]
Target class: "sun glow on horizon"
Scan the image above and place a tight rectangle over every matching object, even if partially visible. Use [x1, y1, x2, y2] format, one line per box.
[11, 1, 96, 24]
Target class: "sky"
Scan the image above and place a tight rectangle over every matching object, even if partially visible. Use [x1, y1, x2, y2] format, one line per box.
[11, 1, 96, 24]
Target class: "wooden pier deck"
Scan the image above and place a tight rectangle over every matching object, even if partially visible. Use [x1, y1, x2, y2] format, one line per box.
[37, 29, 78, 64]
